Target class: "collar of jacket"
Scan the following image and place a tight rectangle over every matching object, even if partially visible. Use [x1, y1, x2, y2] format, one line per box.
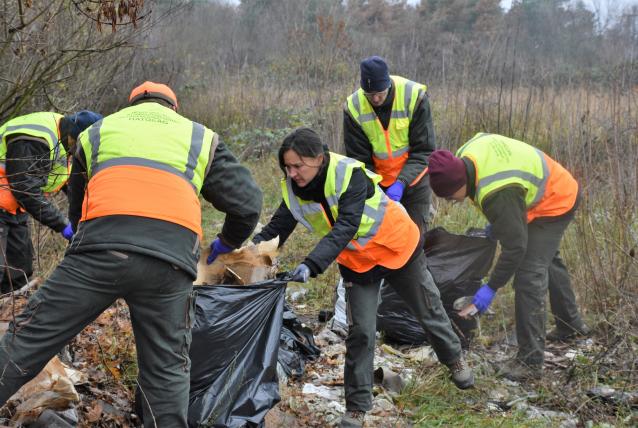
[463, 157, 477, 200]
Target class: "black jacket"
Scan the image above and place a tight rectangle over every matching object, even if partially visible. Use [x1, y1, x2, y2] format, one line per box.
[253, 154, 422, 284]
[5, 138, 68, 232]
[67, 140, 262, 279]
[343, 82, 436, 195]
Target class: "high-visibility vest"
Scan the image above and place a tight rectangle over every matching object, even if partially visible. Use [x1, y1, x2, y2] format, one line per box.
[456, 133, 578, 223]
[77, 103, 216, 237]
[0, 112, 69, 213]
[346, 75, 427, 187]
[281, 152, 419, 273]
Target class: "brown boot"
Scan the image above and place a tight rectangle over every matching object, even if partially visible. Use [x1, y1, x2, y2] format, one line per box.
[546, 323, 591, 342]
[496, 359, 542, 382]
[339, 410, 365, 428]
[447, 355, 475, 389]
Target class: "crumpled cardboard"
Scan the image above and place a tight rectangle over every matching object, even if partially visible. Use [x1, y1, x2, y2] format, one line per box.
[195, 237, 279, 285]
[0, 290, 85, 426]
[10, 357, 80, 425]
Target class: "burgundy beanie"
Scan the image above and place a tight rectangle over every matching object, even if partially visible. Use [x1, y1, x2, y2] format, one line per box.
[428, 150, 467, 197]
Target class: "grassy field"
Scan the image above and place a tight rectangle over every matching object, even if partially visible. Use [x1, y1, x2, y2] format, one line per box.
[26, 82, 636, 426]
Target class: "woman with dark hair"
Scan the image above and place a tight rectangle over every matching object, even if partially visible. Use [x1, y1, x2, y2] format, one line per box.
[253, 127, 473, 428]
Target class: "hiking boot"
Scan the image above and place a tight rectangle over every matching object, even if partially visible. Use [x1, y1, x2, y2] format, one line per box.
[546, 323, 591, 342]
[447, 356, 475, 389]
[338, 410, 365, 428]
[495, 359, 542, 382]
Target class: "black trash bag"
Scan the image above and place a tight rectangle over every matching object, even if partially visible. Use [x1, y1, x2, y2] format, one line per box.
[187, 278, 287, 428]
[377, 227, 496, 348]
[278, 304, 320, 379]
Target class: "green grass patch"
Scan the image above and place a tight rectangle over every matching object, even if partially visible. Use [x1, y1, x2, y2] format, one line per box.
[398, 369, 536, 427]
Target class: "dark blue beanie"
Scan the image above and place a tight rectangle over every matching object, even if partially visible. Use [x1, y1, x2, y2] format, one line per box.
[360, 56, 391, 93]
[60, 110, 103, 141]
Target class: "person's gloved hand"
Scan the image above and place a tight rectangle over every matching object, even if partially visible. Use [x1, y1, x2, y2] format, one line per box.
[473, 283, 496, 313]
[61, 223, 74, 241]
[385, 181, 405, 202]
[291, 263, 310, 283]
[206, 238, 233, 265]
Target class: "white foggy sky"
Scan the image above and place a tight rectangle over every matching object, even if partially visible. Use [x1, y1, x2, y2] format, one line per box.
[500, 0, 638, 23]
[225, 0, 638, 21]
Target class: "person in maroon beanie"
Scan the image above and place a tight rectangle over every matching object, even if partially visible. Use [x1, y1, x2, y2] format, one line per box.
[428, 133, 589, 382]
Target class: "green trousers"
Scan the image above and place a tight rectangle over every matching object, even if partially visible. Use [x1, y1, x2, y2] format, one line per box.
[0, 211, 33, 294]
[514, 212, 585, 366]
[402, 180, 432, 238]
[0, 250, 195, 427]
[343, 252, 461, 411]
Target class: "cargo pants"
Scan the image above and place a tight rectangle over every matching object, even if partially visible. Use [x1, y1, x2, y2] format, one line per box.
[400, 179, 432, 239]
[343, 251, 461, 411]
[0, 211, 33, 294]
[0, 250, 195, 427]
[514, 210, 586, 366]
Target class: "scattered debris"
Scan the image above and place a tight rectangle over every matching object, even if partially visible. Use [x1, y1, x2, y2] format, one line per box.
[587, 385, 638, 408]
[373, 367, 405, 395]
[10, 357, 80, 425]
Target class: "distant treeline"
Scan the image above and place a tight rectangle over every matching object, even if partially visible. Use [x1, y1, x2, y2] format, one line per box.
[1, 0, 637, 119]
[141, 0, 638, 91]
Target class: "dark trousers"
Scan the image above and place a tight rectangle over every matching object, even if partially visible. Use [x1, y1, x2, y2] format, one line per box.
[0, 211, 33, 294]
[514, 213, 585, 366]
[401, 180, 432, 238]
[343, 252, 461, 411]
[0, 250, 195, 427]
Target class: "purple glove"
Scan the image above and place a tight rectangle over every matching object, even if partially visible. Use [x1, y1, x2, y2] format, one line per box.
[61, 223, 74, 241]
[473, 283, 496, 313]
[206, 238, 233, 265]
[291, 263, 310, 283]
[385, 181, 405, 202]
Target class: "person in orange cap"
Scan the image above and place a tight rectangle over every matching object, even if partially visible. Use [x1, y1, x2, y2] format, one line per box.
[0, 81, 262, 427]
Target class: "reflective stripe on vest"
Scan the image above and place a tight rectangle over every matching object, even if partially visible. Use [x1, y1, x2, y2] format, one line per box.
[0, 112, 69, 213]
[78, 103, 215, 236]
[457, 133, 578, 222]
[346, 75, 426, 186]
[281, 152, 419, 272]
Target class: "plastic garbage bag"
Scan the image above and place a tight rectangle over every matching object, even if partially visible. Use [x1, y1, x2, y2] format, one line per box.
[188, 278, 287, 428]
[278, 304, 320, 380]
[328, 278, 348, 336]
[377, 227, 496, 347]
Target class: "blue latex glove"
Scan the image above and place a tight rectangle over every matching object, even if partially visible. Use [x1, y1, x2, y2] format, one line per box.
[291, 263, 310, 283]
[484, 224, 495, 241]
[385, 181, 405, 202]
[473, 284, 496, 313]
[206, 238, 233, 265]
[61, 223, 74, 241]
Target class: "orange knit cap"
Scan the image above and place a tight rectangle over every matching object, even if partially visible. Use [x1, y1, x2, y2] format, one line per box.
[128, 81, 178, 109]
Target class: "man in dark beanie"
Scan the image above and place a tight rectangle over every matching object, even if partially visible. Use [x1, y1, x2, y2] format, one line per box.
[0, 110, 101, 293]
[429, 133, 589, 382]
[344, 55, 435, 239]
